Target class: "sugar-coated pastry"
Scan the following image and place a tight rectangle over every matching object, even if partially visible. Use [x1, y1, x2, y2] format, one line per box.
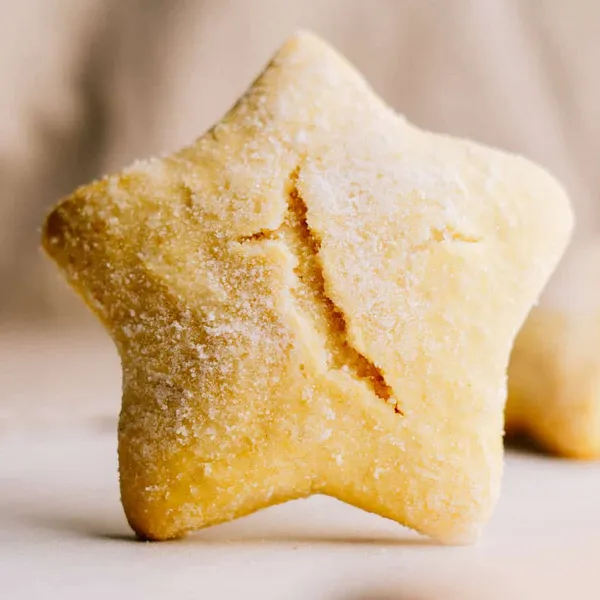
[507, 240, 600, 458]
[42, 32, 572, 543]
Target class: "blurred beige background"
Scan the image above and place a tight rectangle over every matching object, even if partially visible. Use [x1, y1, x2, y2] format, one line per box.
[0, 0, 598, 336]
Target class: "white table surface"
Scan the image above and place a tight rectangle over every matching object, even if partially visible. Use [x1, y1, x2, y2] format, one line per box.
[1, 332, 600, 599]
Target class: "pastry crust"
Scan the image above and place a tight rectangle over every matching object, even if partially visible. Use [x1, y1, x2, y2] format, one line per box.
[507, 307, 600, 458]
[42, 32, 572, 543]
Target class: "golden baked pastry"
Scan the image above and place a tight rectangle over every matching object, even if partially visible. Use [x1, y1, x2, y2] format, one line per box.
[507, 306, 600, 458]
[507, 240, 600, 458]
[42, 32, 572, 543]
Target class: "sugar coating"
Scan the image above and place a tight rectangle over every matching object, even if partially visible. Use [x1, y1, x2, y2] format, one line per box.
[42, 32, 572, 544]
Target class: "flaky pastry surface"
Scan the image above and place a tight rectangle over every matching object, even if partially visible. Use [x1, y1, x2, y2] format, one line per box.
[43, 32, 572, 543]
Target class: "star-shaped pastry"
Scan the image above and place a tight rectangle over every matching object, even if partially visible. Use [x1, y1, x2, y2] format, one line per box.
[42, 32, 572, 543]
[507, 241, 600, 458]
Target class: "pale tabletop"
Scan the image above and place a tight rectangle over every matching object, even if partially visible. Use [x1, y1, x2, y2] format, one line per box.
[1, 331, 600, 599]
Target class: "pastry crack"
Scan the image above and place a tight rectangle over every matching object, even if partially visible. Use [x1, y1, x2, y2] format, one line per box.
[430, 227, 481, 244]
[240, 169, 400, 414]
